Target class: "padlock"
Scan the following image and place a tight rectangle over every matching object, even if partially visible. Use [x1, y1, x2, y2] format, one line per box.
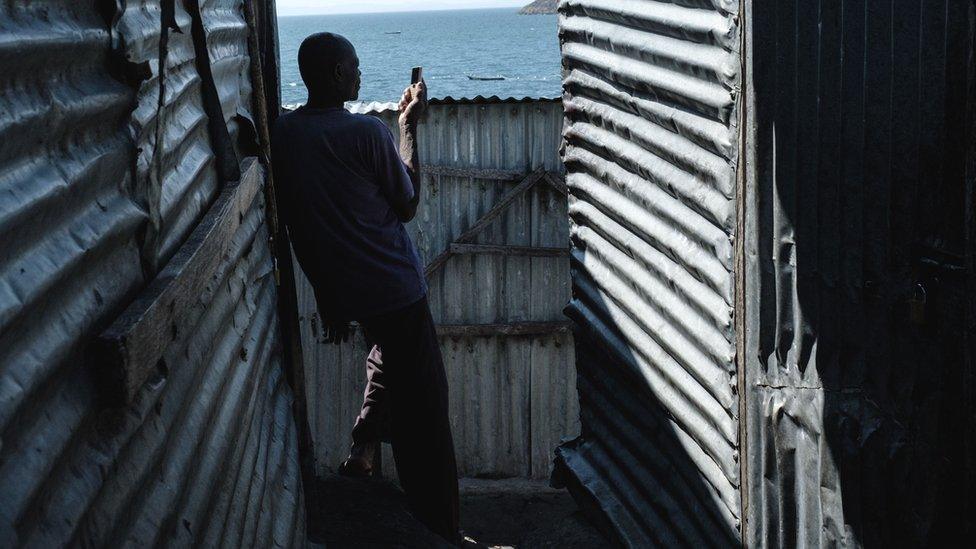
[908, 283, 926, 325]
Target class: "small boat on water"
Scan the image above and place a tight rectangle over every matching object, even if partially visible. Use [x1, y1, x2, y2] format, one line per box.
[467, 75, 506, 81]
[384, 31, 402, 35]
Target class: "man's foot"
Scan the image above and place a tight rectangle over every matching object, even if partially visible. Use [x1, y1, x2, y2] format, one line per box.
[338, 441, 376, 478]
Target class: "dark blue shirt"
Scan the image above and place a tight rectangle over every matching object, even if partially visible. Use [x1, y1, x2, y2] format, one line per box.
[272, 106, 426, 321]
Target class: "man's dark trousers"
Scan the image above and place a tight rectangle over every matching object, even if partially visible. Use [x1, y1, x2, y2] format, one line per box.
[351, 296, 460, 545]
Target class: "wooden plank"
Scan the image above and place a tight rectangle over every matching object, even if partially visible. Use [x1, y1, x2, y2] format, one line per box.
[422, 164, 524, 181]
[449, 243, 570, 257]
[94, 158, 263, 404]
[544, 172, 569, 197]
[435, 321, 573, 337]
[244, 0, 317, 517]
[424, 168, 546, 278]
[443, 337, 532, 477]
[247, 0, 314, 489]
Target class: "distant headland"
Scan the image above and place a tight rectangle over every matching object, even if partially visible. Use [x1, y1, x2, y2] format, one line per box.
[519, 0, 558, 15]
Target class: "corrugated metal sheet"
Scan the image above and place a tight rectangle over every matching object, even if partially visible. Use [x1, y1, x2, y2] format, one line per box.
[347, 96, 563, 114]
[117, 0, 256, 270]
[555, 0, 742, 546]
[118, 0, 221, 269]
[742, 1, 972, 546]
[299, 100, 579, 480]
[201, 0, 255, 153]
[0, 1, 304, 546]
[0, 0, 146, 493]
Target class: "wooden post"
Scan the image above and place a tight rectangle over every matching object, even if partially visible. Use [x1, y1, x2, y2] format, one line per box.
[243, 0, 318, 518]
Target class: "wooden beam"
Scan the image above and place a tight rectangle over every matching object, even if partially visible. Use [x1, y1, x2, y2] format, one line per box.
[544, 172, 569, 197]
[94, 158, 263, 404]
[424, 168, 546, 278]
[453, 169, 546, 240]
[436, 321, 573, 337]
[449, 243, 570, 257]
[244, 0, 318, 519]
[422, 165, 524, 181]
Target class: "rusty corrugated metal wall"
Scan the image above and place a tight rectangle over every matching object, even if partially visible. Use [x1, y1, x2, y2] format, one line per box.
[299, 99, 579, 481]
[0, 1, 305, 546]
[555, 0, 744, 546]
[743, 1, 973, 546]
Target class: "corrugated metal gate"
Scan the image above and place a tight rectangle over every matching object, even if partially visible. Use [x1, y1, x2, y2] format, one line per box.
[0, 1, 306, 546]
[297, 98, 581, 480]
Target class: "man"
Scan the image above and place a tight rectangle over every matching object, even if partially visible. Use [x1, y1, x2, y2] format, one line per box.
[271, 33, 460, 546]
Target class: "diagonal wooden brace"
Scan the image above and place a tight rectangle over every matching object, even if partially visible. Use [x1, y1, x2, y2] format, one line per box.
[424, 168, 547, 278]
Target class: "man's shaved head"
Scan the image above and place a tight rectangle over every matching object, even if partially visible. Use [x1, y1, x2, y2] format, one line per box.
[298, 32, 361, 102]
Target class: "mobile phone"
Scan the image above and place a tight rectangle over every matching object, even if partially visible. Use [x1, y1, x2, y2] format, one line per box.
[411, 66, 423, 84]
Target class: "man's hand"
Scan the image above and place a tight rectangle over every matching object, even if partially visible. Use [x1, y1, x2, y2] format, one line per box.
[398, 80, 427, 127]
[395, 80, 425, 222]
[321, 317, 351, 345]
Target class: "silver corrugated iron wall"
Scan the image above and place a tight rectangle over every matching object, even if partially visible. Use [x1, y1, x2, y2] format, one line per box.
[119, 0, 257, 270]
[201, 0, 255, 151]
[743, 1, 972, 546]
[299, 99, 580, 480]
[555, 0, 744, 546]
[0, 1, 305, 546]
[120, 0, 219, 269]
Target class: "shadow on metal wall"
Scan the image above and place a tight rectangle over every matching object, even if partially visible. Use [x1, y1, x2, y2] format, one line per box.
[557, 253, 741, 547]
[748, 1, 972, 545]
[553, 0, 745, 542]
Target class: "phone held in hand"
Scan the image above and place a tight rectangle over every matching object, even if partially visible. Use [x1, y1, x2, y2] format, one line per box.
[411, 66, 423, 85]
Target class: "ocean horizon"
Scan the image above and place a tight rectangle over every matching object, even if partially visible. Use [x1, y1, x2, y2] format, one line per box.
[277, 7, 561, 108]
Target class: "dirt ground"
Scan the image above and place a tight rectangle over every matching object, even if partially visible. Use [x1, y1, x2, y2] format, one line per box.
[306, 475, 613, 548]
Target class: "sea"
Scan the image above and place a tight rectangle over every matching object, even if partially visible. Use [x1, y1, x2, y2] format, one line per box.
[277, 8, 561, 108]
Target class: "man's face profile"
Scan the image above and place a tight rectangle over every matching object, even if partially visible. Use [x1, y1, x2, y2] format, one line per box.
[341, 52, 361, 101]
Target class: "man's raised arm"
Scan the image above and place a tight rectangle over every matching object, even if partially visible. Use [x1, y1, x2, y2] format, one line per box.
[395, 81, 427, 222]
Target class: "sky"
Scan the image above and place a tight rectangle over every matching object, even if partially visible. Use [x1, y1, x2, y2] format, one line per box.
[276, 0, 526, 16]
